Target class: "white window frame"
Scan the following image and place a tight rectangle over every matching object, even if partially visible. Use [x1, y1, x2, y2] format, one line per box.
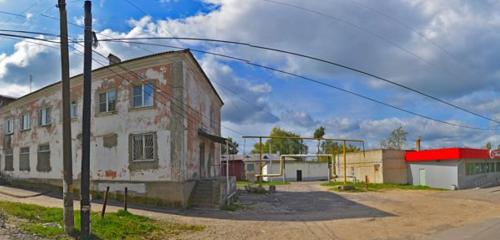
[21, 112, 31, 130]
[70, 101, 78, 119]
[39, 107, 51, 126]
[4, 117, 13, 134]
[131, 133, 156, 162]
[132, 83, 154, 108]
[99, 89, 117, 113]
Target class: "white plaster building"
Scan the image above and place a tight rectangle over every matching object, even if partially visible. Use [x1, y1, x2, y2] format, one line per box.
[0, 50, 234, 207]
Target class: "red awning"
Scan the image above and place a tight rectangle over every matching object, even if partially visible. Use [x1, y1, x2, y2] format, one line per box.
[405, 148, 498, 162]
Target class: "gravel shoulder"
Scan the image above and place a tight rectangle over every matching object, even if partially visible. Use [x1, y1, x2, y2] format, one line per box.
[1, 183, 500, 240]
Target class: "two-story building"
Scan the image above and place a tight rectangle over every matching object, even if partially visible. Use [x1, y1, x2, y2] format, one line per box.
[0, 50, 235, 207]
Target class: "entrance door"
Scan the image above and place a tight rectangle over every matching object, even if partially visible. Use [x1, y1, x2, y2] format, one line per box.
[296, 170, 302, 181]
[199, 143, 205, 178]
[419, 169, 426, 186]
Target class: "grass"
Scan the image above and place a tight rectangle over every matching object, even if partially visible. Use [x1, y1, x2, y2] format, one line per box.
[321, 181, 443, 192]
[0, 201, 204, 239]
[236, 180, 289, 190]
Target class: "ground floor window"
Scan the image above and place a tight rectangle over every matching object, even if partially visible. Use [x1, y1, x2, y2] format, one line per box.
[466, 162, 498, 176]
[4, 149, 13, 171]
[19, 147, 30, 171]
[36, 144, 51, 172]
[130, 133, 156, 161]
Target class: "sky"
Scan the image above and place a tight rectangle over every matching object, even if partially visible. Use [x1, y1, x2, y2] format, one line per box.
[0, 0, 498, 151]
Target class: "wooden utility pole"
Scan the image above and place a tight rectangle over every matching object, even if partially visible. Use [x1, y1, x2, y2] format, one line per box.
[57, 0, 74, 234]
[343, 140, 347, 184]
[80, 1, 92, 238]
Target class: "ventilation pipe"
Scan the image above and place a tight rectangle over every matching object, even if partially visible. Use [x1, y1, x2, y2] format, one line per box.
[416, 137, 421, 151]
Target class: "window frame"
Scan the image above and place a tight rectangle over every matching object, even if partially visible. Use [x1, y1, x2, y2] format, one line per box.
[130, 132, 157, 162]
[131, 82, 154, 109]
[4, 149, 13, 171]
[4, 117, 14, 135]
[70, 100, 78, 119]
[38, 107, 52, 126]
[98, 89, 117, 113]
[19, 147, 30, 171]
[20, 112, 31, 131]
[36, 143, 51, 172]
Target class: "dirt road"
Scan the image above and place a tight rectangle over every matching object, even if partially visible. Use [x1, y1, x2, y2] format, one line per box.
[1, 182, 500, 239]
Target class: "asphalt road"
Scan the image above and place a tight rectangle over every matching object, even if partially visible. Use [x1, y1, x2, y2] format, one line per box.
[427, 218, 500, 240]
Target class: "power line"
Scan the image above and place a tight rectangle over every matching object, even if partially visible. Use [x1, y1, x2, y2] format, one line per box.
[0, 31, 496, 132]
[90, 36, 500, 125]
[99, 39, 497, 131]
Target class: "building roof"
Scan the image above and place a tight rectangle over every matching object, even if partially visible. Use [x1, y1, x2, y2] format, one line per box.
[405, 148, 500, 162]
[1, 49, 223, 107]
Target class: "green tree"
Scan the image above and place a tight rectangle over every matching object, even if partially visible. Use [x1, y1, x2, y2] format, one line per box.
[252, 127, 308, 154]
[313, 126, 326, 154]
[485, 142, 492, 150]
[222, 137, 239, 154]
[497, 144, 500, 150]
[380, 126, 408, 150]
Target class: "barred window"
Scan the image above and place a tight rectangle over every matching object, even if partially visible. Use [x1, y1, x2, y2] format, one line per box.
[19, 147, 30, 171]
[4, 149, 13, 171]
[130, 133, 156, 161]
[21, 112, 31, 130]
[38, 107, 51, 126]
[99, 89, 116, 113]
[36, 144, 51, 172]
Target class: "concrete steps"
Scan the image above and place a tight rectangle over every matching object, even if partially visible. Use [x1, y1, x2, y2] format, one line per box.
[190, 180, 221, 208]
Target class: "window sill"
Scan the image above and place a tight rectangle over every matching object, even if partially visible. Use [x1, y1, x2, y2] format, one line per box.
[95, 111, 118, 117]
[129, 106, 154, 112]
[39, 124, 52, 127]
[20, 129, 31, 132]
[131, 159, 156, 163]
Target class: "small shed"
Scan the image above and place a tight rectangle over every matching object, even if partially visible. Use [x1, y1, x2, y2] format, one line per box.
[406, 148, 500, 189]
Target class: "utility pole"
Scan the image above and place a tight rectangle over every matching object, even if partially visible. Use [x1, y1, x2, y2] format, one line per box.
[80, 0, 92, 238]
[57, 0, 74, 235]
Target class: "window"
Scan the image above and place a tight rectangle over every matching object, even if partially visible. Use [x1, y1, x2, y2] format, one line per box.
[4, 149, 13, 171]
[4, 117, 13, 134]
[70, 101, 78, 119]
[466, 162, 497, 176]
[130, 133, 156, 161]
[36, 144, 51, 172]
[132, 83, 154, 108]
[38, 107, 51, 126]
[21, 112, 31, 130]
[246, 163, 255, 172]
[99, 89, 117, 113]
[19, 147, 30, 171]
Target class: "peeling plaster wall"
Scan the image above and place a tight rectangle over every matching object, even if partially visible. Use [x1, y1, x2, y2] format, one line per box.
[183, 58, 223, 181]
[0, 51, 222, 185]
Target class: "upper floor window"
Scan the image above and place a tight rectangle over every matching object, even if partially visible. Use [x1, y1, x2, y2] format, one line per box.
[38, 107, 51, 126]
[132, 83, 154, 108]
[70, 101, 78, 119]
[21, 112, 31, 131]
[4, 117, 13, 135]
[99, 89, 117, 113]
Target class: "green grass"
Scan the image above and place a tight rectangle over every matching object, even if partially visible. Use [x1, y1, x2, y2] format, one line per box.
[0, 201, 204, 239]
[321, 181, 443, 192]
[236, 180, 289, 190]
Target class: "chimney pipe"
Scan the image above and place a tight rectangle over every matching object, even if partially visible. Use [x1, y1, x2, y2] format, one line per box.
[416, 137, 421, 151]
[107, 53, 121, 65]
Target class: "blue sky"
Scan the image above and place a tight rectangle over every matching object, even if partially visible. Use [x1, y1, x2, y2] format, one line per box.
[0, 0, 498, 150]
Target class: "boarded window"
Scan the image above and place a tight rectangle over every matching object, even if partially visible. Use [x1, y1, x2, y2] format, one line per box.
[246, 163, 255, 172]
[4, 149, 13, 171]
[130, 133, 156, 161]
[19, 147, 30, 171]
[70, 101, 78, 119]
[36, 144, 51, 172]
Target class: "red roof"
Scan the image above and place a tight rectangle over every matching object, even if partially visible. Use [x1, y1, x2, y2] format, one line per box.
[405, 148, 500, 162]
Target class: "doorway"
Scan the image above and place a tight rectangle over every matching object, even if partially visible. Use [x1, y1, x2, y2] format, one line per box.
[296, 170, 302, 181]
[199, 143, 205, 178]
[419, 169, 426, 186]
